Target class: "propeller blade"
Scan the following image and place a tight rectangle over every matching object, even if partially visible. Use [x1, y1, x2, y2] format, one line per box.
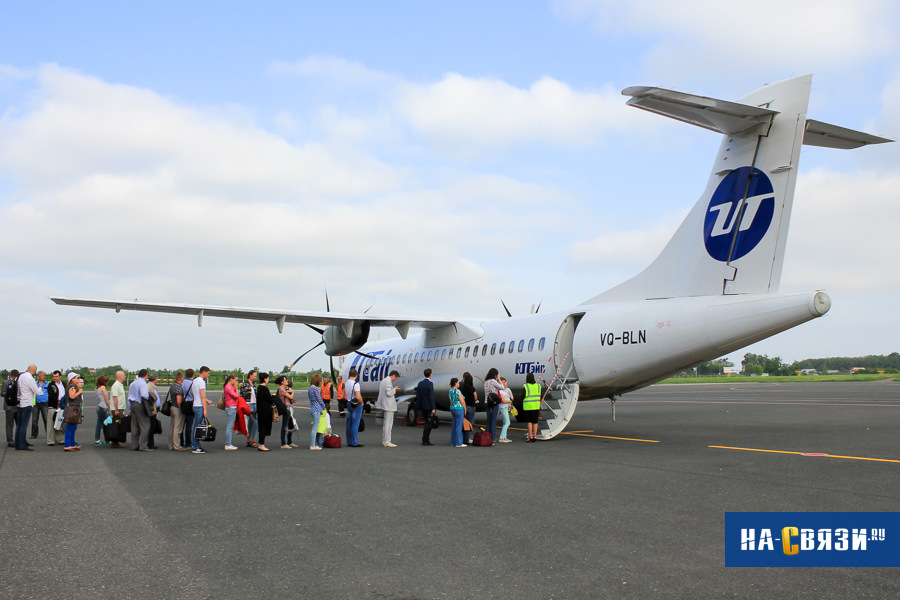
[354, 350, 380, 360]
[304, 323, 324, 335]
[330, 355, 336, 383]
[535, 299, 542, 314]
[363, 306, 372, 314]
[289, 340, 325, 371]
[500, 298, 512, 318]
[325, 286, 331, 313]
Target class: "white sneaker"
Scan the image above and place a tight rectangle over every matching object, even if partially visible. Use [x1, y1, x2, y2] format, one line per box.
[383, 443, 397, 448]
[309, 445, 322, 450]
[456, 444, 467, 448]
[224, 445, 238, 450]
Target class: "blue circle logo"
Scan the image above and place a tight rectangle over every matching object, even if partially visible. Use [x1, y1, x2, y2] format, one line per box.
[703, 167, 775, 262]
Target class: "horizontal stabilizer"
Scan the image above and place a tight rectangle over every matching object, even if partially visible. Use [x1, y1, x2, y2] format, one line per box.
[803, 119, 893, 149]
[622, 86, 777, 135]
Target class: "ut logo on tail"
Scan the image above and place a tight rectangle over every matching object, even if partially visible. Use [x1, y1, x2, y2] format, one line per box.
[703, 166, 775, 262]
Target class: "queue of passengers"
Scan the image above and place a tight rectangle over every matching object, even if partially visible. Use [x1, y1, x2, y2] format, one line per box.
[3, 364, 541, 453]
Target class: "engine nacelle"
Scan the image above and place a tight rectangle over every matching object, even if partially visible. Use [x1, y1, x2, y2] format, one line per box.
[323, 321, 370, 356]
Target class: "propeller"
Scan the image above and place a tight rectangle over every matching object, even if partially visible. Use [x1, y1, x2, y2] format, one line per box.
[286, 288, 380, 375]
[500, 298, 512, 317]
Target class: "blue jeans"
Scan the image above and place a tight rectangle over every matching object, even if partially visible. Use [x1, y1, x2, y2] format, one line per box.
[346, 404, 363, 446]
[464, 405, 476, 443]
[192, 405, 205, 449]
[499, 406, 510, 440]
[182, 409, 194, 447]
[450, 408, 464, 446]
[64, 423, 78, 448]
[486, 404, 500, 441]
[247, 405, 258, 441]
[15, 405, 32, 449]
[225, 406, 237, 446]
[310, 410, 322, 447]
[95, 406, 109, 441]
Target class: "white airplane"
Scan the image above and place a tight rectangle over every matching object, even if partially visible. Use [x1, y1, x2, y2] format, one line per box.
[52, 75, 891, 439]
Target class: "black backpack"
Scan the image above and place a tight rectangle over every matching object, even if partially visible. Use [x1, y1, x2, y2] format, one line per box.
[4, 377, 18, 407]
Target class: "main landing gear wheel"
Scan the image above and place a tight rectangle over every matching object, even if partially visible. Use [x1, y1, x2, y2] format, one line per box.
[406, 404, 417, 426]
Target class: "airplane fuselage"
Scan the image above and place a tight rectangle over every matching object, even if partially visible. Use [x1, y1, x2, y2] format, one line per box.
[344, 290, 830, 409]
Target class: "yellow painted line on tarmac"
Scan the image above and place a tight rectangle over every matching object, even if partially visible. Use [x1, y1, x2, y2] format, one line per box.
[564, 432, 660, 443]
[710, 445, 900, 464]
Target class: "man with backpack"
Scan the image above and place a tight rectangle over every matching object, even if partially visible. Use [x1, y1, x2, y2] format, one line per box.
[3, 370, 20, 447]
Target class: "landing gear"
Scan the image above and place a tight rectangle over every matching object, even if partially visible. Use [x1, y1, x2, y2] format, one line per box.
[405, 403, 417, 426]
[609, 395, 618, 422]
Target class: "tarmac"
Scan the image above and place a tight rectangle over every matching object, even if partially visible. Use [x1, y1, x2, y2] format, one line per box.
[1, 380, 898, 599]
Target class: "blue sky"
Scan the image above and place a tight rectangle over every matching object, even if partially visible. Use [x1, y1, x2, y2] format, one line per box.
[1, 0, 898, 372]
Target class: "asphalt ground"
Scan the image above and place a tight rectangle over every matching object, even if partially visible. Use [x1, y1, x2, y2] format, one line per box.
[1, 381, 898, 599]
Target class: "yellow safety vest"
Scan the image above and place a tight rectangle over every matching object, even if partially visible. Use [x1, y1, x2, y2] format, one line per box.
[522, 382, 541, 411]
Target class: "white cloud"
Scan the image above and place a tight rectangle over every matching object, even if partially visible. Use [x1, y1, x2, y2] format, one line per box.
[556, 0, 899, 81]
[398, 74, 648, 152]
[783, 167, 900, 294]
[0, 65, 582, 368]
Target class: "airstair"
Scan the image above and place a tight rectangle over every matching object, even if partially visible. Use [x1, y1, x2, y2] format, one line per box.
[536, 353, 580, 440]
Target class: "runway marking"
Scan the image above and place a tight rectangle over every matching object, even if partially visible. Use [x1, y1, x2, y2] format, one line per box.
[564, 432, 659, 443]
[710, 445, 900, 464]
[631, 400, 900, 407]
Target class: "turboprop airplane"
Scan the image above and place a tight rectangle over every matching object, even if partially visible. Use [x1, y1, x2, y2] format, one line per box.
[52, 75, 891, 440]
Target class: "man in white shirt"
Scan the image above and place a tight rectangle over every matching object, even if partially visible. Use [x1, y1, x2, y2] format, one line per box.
[191, 367, 210, 454]
[16, 365, 41, 451]
[376, 370, 400, 447]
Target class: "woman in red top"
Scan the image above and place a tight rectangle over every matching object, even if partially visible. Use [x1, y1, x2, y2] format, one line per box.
[223, 374, 240, 450]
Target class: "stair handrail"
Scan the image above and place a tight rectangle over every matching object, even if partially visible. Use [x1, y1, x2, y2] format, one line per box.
[541, 352, 570, 404]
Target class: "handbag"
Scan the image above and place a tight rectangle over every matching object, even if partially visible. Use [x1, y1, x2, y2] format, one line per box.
[487, 392, 501, 407]
[272, 405, 281, 423]
[463, 418, 473, 432]
[429, 414, 440, 429]
[357, 417, 365, 432]
[151, 416, 163, 435]
[64, 403, 84, 424]
[510, 406, 518, 417]
[216, 396, 226, 410]
[160, 390, 172, 416]
[194, 417, 217, 442]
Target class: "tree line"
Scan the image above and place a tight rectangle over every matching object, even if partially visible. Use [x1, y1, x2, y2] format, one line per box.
[678, 352, 900, 376]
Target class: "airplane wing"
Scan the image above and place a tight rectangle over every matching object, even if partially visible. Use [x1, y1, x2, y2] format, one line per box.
[49, 296, 481, 340]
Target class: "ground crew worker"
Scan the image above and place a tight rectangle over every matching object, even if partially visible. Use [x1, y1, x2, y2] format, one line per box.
[522, 372, 542, 443]
[335, 375, 347, 417]
[321, 376, 333, 414]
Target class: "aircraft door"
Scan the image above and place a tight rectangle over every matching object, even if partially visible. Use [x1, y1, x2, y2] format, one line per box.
[553, 313, 584, 379]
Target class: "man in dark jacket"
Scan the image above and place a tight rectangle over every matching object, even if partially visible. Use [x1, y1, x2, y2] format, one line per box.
[415, 369, 435, 446]
[46, 370, 66, 446]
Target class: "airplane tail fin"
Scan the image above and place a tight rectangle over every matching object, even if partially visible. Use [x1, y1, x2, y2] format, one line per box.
[584, 75, 891, 304]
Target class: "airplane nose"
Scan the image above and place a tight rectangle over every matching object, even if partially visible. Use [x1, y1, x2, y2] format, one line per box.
[810, 291, 831, 316]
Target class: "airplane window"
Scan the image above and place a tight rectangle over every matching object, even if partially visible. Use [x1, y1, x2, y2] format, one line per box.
[414, 352, 419, 363]
[499, 342, 505, 354]
[482, 345, 488, 356]
[456, 347, 462, 359]
[539, 337, 546, 351]
[465, 346, 470, 358]
[490, 343, 496, 355]
[427, 350, 433, 361]
[441, 349, 447, 360]
[518, 340, 525, 352]
[528, 339, 535, 352]
[509, 340, 516, 353]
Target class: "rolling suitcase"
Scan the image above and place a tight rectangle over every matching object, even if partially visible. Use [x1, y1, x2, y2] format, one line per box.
[472, 431, 493, 447]
[323, 434, 341, 448]
[194, 418, 217, 442]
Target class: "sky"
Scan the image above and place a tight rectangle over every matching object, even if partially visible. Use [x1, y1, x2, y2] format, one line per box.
[1, 0, 898, 373]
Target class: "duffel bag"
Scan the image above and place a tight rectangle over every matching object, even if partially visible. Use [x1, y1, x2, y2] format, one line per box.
[472, 431, 493, 447]
[323, 434, 341, 448]
[194, 418, 217, 442]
